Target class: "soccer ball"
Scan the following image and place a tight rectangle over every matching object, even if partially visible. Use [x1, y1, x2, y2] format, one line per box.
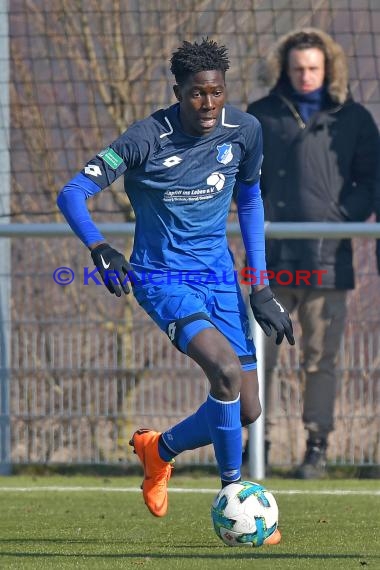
[211, 480, 279, 547]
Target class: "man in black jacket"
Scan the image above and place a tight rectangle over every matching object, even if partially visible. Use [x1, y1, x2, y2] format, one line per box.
[247, 28, 380, 478]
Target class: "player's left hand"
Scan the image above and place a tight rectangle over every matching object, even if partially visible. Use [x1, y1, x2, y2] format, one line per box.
[91, 243, 132, 297]
[249, 286, 295, 345]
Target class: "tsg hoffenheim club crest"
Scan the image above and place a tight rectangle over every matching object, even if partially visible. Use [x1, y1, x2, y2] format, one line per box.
[216, 143, 233, 165]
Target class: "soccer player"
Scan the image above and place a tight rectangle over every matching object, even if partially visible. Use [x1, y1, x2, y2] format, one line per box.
[57, 39, 294, 538]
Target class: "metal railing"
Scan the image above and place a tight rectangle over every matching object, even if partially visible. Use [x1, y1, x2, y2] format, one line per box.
[0, 222, 379, 478]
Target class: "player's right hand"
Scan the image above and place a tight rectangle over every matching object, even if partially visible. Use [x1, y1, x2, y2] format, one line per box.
[91, 243, 132, 297]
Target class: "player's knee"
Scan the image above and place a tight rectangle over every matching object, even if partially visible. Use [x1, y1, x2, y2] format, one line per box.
[210, 360, 241, 401]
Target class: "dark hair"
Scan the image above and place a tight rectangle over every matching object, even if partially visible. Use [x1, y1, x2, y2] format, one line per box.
[279, 31, 328, 80]
[170, 38, 230, 85]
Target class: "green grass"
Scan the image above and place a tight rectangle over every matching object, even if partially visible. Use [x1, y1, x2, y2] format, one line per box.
[0, 476, 379, 569]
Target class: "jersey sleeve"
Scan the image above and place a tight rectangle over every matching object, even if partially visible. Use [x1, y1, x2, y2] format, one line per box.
[56, 173, 106, 247]
[57, 123, 151, 247]
[236, 116, 263, 186]
[236, 180, 268, 286]
[80, 126, 151, 189]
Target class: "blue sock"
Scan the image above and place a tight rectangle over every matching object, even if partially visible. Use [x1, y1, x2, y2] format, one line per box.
[206, 393, 242, 484]
[158, 402, 211, 462]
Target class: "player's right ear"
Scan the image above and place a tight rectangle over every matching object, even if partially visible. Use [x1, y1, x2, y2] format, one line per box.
[173, 84, 182, 102]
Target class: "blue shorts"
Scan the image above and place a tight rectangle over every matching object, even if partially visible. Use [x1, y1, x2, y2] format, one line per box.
[133, 279, 256, 371]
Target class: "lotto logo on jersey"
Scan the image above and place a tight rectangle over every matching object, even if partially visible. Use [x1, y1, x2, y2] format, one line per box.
[163, 156, 182, 168]
[84, 164, 102, 177]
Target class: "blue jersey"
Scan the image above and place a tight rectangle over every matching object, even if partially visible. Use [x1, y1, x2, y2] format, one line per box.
[79, 103, 263, 278]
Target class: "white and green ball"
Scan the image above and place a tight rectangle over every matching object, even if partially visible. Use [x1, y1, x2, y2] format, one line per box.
[211, 480, 279, 547]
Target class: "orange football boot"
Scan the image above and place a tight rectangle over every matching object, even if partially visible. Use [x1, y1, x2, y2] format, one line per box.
[129, 429, 174, 517]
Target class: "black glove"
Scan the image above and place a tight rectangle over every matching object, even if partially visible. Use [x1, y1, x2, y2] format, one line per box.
[91, 243, 132, 297]
[250, 286, 295, 346]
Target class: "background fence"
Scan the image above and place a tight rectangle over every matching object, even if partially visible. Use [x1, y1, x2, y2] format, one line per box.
[1, 225, 379, 472]
[0, 1, 379, 472]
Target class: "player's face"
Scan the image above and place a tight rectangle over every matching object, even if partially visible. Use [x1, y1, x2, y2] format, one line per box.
[287, 47, 325, 94]
[174, 70, 226, 137]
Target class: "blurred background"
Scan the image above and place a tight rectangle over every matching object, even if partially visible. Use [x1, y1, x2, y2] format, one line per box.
[0, 0, 379, 474]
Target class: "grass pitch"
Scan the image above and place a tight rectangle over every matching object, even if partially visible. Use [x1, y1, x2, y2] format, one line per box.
[0, 476, 379, 569]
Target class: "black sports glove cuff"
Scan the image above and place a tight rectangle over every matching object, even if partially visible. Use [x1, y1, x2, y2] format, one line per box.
[90, 243, 112, 257]
[250, 285, 295, 346]
[250, 285, 274, 304]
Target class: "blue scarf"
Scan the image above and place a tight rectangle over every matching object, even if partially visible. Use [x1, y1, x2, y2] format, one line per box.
[291, 86, 326, 122]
